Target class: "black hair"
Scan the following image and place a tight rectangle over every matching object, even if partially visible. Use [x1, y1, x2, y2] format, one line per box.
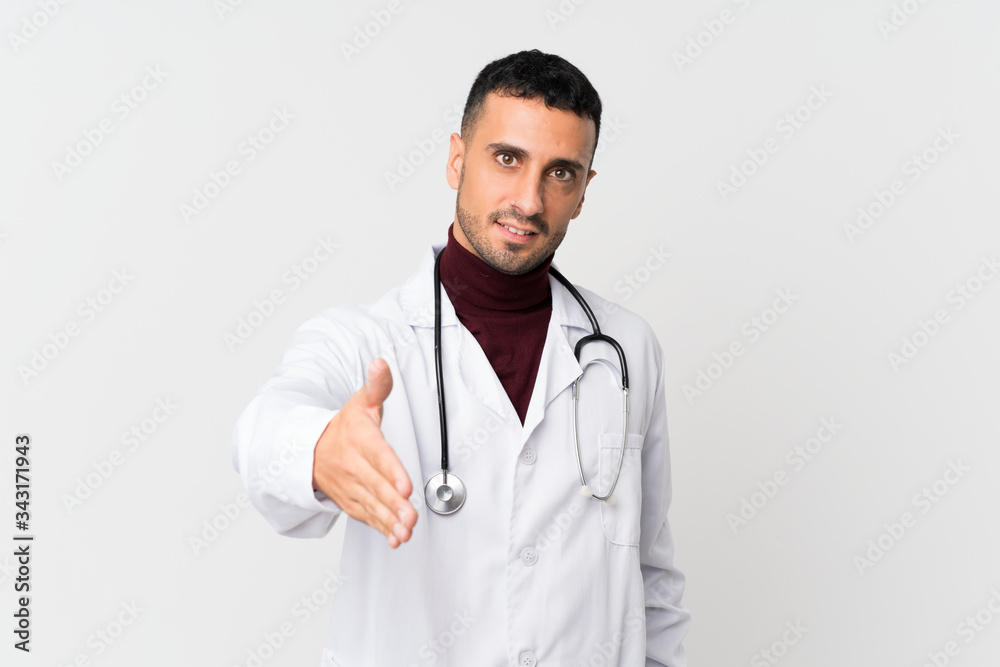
[461, 49, 602, 168]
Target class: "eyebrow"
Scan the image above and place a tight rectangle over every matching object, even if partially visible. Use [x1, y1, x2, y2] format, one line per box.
[484, 142, 586, 174]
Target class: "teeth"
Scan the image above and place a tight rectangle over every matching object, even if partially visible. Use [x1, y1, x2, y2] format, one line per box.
[501, 223, 533, 236]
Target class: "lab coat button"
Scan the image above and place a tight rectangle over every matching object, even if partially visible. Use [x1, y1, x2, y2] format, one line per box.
[518, 651, 537, 667]
[520, 547, 538, 566]
[520, 447, 536, 465]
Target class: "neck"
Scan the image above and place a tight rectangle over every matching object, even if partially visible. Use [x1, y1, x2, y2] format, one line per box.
[440, 222, 553, 310]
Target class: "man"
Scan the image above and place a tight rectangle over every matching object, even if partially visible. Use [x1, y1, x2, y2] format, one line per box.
[232, 49, 690, 666]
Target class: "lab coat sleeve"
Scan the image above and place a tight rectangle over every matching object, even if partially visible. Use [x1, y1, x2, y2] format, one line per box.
[640, 338, 691, 667]
[231, 311, 362, 539]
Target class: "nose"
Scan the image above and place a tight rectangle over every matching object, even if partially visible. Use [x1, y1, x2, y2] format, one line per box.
[510, 170, 544, 220]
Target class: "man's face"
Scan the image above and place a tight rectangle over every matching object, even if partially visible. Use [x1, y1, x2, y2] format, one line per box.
[446, 92, 597, 275]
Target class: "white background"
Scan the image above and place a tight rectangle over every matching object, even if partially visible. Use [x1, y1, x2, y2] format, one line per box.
[2, 0, 999, 665]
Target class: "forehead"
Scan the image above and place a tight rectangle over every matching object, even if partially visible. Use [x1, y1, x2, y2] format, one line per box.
[474, 92, 595, 161]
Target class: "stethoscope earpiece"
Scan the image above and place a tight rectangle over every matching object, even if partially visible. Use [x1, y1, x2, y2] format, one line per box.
[579, 486, 616, 505]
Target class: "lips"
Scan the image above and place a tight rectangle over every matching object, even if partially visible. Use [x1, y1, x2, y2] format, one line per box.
[496, 221, 536, 236]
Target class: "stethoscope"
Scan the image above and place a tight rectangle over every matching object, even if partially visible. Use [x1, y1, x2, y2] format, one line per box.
[424, 249, 630, 515]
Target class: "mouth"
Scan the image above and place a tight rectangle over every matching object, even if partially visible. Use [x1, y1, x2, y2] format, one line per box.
[495, 220, 537, 237]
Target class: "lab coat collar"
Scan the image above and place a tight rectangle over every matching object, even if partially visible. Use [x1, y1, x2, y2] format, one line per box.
[400, 241, 592, 434]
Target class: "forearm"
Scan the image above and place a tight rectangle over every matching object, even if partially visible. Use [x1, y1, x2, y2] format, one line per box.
[231, 314, 361, 537]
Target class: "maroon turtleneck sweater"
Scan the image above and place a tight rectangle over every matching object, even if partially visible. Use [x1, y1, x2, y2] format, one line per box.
[438, 222, 554, 425]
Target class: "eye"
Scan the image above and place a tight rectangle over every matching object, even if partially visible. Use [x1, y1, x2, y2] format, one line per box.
[552, 168, 574, 182]
[497, 153, 517, 167]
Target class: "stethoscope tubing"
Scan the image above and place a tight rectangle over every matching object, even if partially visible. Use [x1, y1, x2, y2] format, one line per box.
[429, 248, 631, 513]
[572, 360, 629, 502]
[433, 250, 451, 477]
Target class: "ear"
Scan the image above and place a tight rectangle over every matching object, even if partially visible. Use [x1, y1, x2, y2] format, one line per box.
[570, 169, 597, 219]
[446, 133, 465, 191]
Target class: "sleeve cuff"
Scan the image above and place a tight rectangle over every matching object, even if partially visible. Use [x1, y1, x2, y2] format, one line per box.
[268, 404, 344, 516]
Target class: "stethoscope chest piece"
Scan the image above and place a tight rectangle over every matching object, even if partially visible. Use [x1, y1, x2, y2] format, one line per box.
[424, 471, 466, 515]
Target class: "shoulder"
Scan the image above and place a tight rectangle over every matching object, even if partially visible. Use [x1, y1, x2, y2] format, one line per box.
[292, 302, 378, 341]
[296, 288, 408, 344]
[287, 284, 417, 365]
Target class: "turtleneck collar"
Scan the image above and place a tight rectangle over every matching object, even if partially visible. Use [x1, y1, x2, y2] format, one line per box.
[439, 222, 553, 311]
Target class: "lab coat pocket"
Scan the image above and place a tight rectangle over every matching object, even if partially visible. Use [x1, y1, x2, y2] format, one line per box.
[598, 432, 644, 547]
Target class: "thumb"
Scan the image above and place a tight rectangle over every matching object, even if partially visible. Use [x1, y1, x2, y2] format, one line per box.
[358, 357, 393, 414]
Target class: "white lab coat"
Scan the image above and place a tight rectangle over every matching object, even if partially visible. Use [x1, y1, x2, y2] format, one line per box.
[232, 241, 690, 666]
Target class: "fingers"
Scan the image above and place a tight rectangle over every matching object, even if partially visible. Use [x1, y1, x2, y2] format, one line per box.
[364, 435, 418, 539]
[355, 458, 417, 544]
[324, 420, 417, 546]
[366, 435, 413, 500]
[317, 449, 416, 549]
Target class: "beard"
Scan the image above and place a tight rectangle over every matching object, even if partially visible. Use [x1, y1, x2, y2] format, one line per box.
[454, 170, 566, 276]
